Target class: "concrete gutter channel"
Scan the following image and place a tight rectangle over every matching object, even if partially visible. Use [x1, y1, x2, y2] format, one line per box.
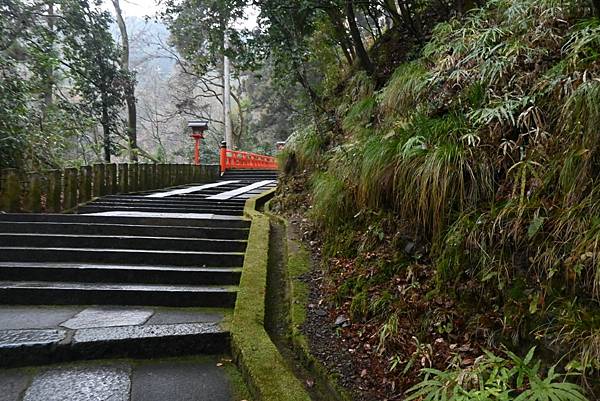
[230, 191, 350, 401]
[230, 189, 312, 401]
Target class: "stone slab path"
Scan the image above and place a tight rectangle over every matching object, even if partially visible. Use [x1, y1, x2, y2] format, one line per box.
[0, 356, 236, 401]
[0, 169, 278, 400]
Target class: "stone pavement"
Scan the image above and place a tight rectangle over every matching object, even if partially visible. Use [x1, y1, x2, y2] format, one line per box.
[0, 169, 278, 400]
[0, 356, 237, 401]
[0, 305, 228, 368]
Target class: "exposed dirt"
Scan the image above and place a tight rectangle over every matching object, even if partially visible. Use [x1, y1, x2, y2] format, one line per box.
[288, 214, 393, 401]
[273, 174, 493, 401]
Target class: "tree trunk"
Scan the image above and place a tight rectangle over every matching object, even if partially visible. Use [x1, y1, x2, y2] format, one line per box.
[112, 0, 138, 162]
[456, 0, 475, 14]
[43, 1, 54, 108]
[397, 0, 423, 40]
[325, 8, 355, 65]
[593, 0, 600, 18]
[231, 92, 245, 150]
[101, 99, 111, 163]
[382, 0, 402, 27]
[345, 0, 375, 76]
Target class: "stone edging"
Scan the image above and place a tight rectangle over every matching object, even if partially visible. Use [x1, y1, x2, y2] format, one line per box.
[231, 189, 311, 401]
[264, 207, 353, 401]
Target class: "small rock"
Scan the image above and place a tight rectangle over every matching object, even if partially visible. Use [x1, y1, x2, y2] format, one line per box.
[334, 315, 348, 326]
[404, 241, 416, 254]
[315, 309, 327, 317]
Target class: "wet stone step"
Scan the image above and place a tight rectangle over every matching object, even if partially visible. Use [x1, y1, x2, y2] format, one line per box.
[0, 305, 230, 367]
[0, 233, 248, 253]
[0, 214, 251, 229]
[158, 195, 247, 203]
[0, 281, 238, 307]
[0, 323, 229, 368]
[87, 200, 244, 209]
[0, 356, 238, 401]
[0, 247, 245, 267]
[101, 196, 246, 206]
[0, 305, 226, 331]
[0, 222, 250, 240]
[77, 205, 245, 216]
[0, 263, 242, 285]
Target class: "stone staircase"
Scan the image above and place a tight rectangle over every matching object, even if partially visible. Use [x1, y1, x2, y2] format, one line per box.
[0, 169, 277, 400]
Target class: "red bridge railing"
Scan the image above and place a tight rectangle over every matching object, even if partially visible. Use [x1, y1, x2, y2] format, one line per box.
[219, 144, 278, 172]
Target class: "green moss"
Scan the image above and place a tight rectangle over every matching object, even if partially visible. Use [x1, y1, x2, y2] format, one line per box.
[231, 189, 311, 401]
[287, 245, 310, 331]
[264, 205, 353, 401]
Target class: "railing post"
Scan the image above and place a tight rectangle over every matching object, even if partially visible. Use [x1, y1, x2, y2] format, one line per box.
[63, 168, 78, 210]
[26, 172, 41, 213]
[79, 166, 92, 204]
[220, 141, 227, 174]
[107, 163, 117, 195]
[174, 164, 180, 185]
[138, 164, 146, 191]
[118, 164, 128, 194]
[0, 169, 21, 212]
[129, 163, 138, 192]
[47, 170, 62, 213]
[149, 164, 156, 189]
[92, 164, 104, 198]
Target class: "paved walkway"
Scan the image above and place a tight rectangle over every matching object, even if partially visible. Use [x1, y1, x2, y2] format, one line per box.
[1, 356, 235, 401]
[0, 169, 277, 400]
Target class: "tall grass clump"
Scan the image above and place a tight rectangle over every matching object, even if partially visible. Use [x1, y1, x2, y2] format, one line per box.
[393, 114, 494, 237]
[310, 171, 356, 231]
[278, 125, 327, 173]
[378, 61, 428, 120]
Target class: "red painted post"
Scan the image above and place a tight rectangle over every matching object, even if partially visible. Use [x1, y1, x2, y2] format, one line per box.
[220, 141, 227, 173]
[193, 135, 201, 165]
[188, 120, 207, 166]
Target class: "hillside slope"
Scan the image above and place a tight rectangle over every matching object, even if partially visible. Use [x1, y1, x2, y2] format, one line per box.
[276, 0, 600, 399]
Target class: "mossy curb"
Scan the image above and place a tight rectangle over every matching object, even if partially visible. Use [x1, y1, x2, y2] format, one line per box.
[231, 189, 312, 401]
[264, 208, 353, 401]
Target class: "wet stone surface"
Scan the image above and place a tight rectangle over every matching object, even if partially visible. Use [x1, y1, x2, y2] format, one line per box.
[61, 307, 153, 330]
[23, 365, 131, 401]
[0, 306, 78, 330]
[0, 329, 65, 347]
[0, 370, 31, 401]
[146, 310, 223, 325]
[130, 361, 231, 401]
[73, 322, 222, 343]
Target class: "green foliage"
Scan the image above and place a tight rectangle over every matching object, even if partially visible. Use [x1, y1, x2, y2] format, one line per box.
[562, 79, 600, 143]
[278, 125, 327, 172]
[0, 58, 31, 169]
[342, 96, 376, 136]
[0, 0, 131, 168]
[379, 61, 428, 120]
[310, 171, 355, 230]
[405, 348, 588, 401]
[278, 0, 600, 395]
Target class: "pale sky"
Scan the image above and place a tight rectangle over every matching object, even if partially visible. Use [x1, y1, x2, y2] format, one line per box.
[118, 0, 161, 17]
[105, 0, 258, 29]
